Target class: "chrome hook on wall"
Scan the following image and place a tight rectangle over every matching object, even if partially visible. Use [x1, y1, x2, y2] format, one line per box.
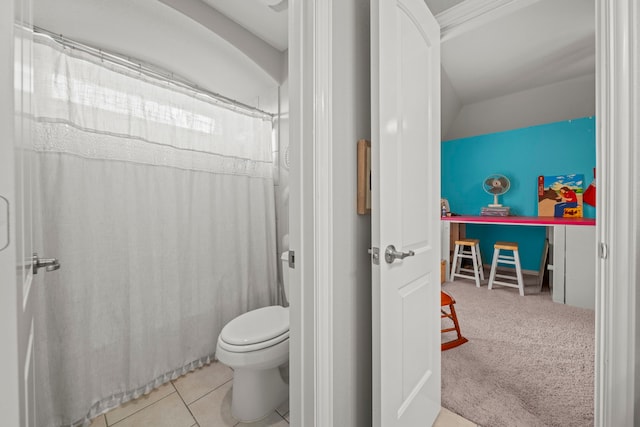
[32, 253, 61, 274]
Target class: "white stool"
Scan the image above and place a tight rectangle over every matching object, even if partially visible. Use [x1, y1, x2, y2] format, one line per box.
[450, 239, 484, 287]
[488, 241, 525, 296]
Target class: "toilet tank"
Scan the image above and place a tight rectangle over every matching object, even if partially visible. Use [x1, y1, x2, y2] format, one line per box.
[280, 251, 290, 302]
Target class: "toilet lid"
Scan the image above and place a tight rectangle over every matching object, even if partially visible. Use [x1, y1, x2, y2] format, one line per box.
[220, 305, 289, 346]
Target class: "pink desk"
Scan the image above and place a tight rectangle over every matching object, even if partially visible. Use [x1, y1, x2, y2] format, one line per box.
[441, 215, 595, 227]
[441, 215, 596, 309]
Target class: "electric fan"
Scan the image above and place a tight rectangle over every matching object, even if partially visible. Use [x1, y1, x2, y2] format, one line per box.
[483, 174, 511, 207]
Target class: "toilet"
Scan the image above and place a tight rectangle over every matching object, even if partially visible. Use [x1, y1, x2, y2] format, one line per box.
[215, 251, 290, 423]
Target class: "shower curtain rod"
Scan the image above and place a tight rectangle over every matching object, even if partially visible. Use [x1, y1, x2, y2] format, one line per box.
[33, 26, 276, 120]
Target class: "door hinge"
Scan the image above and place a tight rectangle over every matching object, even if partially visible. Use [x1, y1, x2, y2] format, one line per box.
[599, 242, 608, 260]
[0, 196, 8, 252]
[288, 250, 295, 268]
[368, 247, 380, 265]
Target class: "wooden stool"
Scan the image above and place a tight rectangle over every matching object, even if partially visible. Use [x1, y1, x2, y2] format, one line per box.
[441, 291, 468, 351]
[450, 238, 484, 287]
[488, 241, 525, 296]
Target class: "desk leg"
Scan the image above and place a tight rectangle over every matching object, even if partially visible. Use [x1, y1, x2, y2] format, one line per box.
[441, 221, 451, 281]
[548, 225, 566, 304]
[441, 222, 466, 282]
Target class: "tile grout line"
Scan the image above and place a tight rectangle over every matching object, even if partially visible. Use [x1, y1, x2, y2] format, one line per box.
[183, 377, 234, 407]
[277, 412, 289, 424]
[171, 378, 201, 426]
[275, 407, 290, 424]
[107, 386, 178, 427]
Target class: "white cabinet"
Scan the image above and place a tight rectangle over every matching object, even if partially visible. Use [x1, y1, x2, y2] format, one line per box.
[550, 225, 596, 309]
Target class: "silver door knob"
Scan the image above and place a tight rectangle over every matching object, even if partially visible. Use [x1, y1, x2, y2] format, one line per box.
[32, 253, 61, 274]
[384, 245, 415, 264]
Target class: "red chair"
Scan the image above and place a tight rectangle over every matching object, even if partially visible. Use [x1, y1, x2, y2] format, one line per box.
[441, 291, 468, 351]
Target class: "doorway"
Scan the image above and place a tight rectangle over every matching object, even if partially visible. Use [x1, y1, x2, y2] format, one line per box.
[292, 0, 638, 426]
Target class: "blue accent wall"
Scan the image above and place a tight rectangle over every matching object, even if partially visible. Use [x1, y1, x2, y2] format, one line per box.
[441, 117, 596, 270]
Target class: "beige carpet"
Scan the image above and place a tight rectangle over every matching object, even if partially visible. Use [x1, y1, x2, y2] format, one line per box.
[441, 279, 595, 427]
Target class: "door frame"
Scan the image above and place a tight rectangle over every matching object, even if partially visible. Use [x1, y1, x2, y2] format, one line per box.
[594, 0, 639, 424]
[290, 0, 638, 425]
[0, 0, 24, 425]
[288, 0, 333, 425]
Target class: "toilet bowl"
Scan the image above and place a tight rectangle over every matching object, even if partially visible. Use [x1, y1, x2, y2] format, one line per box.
[215, 251, 290, 423]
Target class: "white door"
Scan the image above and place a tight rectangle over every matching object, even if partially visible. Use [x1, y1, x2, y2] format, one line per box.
[371, 0, 441, 425]
[0, 0, 40, 425]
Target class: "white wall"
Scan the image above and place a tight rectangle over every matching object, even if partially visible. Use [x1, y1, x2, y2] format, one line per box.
[33, 0, 279, 112]
[331, 0, 372, 425]
[441, 67, 462, 138]
[444, 73, 595, 140]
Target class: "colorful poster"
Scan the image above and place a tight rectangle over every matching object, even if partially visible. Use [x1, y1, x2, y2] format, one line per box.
[538, 174, 585, 218]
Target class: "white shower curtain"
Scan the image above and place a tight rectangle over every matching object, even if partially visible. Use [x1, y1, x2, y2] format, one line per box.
[32, 35, 278, 427]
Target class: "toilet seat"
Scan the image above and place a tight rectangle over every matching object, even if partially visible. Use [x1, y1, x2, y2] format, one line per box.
[219, 306, 289, 353]
[219, 330, 289, 353]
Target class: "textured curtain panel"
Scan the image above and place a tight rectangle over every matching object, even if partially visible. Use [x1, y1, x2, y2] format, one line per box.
[32, 36, 277, 427]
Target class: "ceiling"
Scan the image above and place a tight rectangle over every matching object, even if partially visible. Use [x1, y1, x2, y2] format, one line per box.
[200, 0, 595, 107]
[440, 0, 595, 105]
[200, 0, 467, 52]
[202, 0, 288, 51]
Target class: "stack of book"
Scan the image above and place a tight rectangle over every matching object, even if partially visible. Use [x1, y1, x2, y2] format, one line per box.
[481, 206, 510, 216]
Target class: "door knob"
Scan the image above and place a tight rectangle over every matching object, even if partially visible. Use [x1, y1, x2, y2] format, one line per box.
[32, 253, 61, 274]
[384, 245, 415, 264]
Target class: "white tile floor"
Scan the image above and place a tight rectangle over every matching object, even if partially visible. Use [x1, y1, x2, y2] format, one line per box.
[88, 360, 478, 427]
